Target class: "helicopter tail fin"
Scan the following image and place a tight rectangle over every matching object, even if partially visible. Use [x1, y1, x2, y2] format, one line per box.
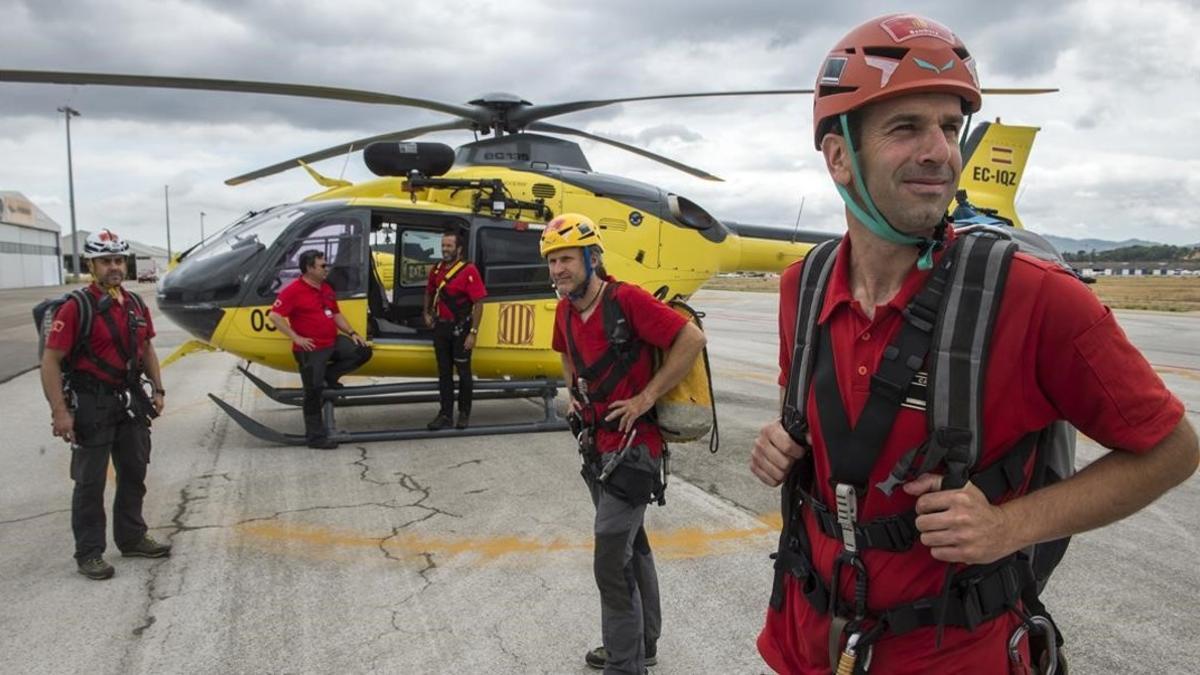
[957, 120, 1039, 229]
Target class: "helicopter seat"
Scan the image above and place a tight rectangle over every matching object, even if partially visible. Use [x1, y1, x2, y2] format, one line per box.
[366, 252, 393, 336]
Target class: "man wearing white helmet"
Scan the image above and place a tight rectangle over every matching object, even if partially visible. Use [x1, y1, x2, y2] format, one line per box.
[40, 229, 171, 581]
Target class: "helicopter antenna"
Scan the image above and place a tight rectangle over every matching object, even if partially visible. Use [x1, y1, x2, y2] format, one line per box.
[339, 144, 355, 180]
[790, 195, 806, 244]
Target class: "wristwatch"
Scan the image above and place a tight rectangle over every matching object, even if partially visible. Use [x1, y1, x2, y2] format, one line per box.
[469, 328, 479, 334]
[154, 388, 166, 396]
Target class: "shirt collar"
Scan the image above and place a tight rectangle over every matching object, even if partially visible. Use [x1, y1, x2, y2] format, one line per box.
[817, 226, 958, 325]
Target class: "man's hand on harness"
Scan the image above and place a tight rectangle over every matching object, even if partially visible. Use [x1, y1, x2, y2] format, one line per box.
[604, 391, 654, 434]
[750, 419, 810, 487]
[51, 407, 76, 443]
[906, 473, 1015, 565]
[152, 390, 165, 416]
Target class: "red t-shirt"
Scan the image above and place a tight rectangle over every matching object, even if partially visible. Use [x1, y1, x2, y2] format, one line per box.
[551, 277, 689, 457]
[272, 278, 341, 351]
[426, 261, 487, 321]
[758, 228, 1185, 674]
[46, 283, 156, 386]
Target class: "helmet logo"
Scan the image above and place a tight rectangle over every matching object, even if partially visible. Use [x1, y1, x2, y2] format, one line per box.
[913, 58, 956, 74]
[880, 15, 957, 45]
[864, 56, 901, 87]
[820, 56, 849, 85]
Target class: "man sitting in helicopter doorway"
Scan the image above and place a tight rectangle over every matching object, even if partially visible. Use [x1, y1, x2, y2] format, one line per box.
[423, 229, 487, 431]
[268, 250, 372, 449]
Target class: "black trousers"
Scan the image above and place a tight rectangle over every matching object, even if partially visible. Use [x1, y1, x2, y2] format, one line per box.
[70, 389, 152, 560]
[432, 320, 472, 417]
[293, 335, 373, 439]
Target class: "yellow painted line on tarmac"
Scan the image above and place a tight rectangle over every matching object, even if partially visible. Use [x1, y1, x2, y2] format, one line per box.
[1154, 365, 1200, 381]
[236, 512, 785, 564]
[712, 367, 777, 385]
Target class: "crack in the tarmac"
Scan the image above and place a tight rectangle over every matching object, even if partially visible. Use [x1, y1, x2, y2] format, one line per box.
[0, 508, 69, 526]
[119, 370, 235, 673]
[450, 458, 484, 469]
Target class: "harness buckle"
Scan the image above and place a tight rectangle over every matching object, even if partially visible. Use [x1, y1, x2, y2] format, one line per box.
[834, 483, 859, 554]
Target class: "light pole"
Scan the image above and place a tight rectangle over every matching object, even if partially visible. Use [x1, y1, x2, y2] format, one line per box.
[58, 105, 81, 279]
[200, 210, 206, 243]
[164, 185, 172, 260]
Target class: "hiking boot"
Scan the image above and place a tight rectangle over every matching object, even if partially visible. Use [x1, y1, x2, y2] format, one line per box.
[77, 556, 115, 580]
[307, 435, 339, 450]
[585, 645, 657, 670]
[121, 535, 172, 558]
[426, 414, 453, 431]
[455, 412, 470, 429]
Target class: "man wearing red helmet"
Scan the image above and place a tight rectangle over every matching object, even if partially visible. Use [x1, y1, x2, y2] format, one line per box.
[750, 14, 1197, 674]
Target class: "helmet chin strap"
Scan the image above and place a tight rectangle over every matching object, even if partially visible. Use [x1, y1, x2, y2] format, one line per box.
[568, 246, 595, 301]
[835, 113, 943, 271]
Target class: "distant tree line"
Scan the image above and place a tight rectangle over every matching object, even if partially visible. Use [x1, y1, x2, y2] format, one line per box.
[1064, 245, 1200, 263]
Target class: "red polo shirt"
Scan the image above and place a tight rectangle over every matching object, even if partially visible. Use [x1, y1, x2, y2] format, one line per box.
[552, 277, 689, 457]
[426, 260, 487, 321]
[46, 283, 156, 386]
[272, 278, 341, 351]
[758, 229, 1185, 674]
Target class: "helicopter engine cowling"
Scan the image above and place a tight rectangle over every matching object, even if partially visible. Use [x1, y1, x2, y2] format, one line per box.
[364, 142, 455, 178]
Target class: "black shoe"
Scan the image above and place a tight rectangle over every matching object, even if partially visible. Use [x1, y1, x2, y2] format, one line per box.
[426, 414, 453, 431]
[307, 435, 339, 450]
[585, 645, 657, 670]
[455, 412, 470, 429]
[77, 556, 115, 580]
[121, 535, 172, 558]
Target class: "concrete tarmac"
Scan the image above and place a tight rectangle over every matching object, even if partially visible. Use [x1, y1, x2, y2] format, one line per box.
[0, 287, 1196, 674]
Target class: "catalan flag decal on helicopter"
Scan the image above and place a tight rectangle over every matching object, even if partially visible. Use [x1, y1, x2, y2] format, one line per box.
[497, 303, 535, 346]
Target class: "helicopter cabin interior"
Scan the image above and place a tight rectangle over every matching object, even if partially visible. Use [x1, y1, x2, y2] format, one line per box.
[260, 208, 553, 342]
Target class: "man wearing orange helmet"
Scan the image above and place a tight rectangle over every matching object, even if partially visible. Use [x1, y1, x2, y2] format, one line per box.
[750, 14, 1197, 674]
[541, 214, 705, 675]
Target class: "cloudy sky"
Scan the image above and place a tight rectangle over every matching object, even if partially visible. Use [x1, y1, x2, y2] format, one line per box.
[2, 0, 1198, 251]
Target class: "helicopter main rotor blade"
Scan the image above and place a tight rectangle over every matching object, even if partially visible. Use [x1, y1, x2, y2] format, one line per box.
[512, 89, 815, 125]
[527, 122, 723, 182]
[979, 87, 1059, 95]
[225, 120, 474, 186]
[511, 87, 1057, 126]
[0, 69, 486, 123]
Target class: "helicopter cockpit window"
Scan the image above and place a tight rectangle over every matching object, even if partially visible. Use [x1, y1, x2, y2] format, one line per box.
[187, 206, 302, 264]
[398, 230, 441, 288]
[475, 228, 551, 298]
[267, 215, 367, 296]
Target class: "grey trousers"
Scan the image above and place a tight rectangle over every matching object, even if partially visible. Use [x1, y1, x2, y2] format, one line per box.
[586, 444, 662, 675]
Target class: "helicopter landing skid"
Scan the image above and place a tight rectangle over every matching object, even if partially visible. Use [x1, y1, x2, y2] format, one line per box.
[209, 372, 569, 445]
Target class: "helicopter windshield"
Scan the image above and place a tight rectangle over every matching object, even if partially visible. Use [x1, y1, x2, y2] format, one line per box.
[186, 205, 307, 264]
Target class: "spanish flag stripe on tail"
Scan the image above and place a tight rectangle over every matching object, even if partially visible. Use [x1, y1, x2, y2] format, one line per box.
[956, 120, 1039, 230]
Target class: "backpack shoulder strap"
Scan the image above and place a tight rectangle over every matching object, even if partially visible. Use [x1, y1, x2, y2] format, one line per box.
[925, 230, 1018, 489]
[68, 288, 96, 344]
[781, 238, 841, 443]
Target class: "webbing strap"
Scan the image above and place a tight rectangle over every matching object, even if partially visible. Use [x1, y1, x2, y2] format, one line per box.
[433, 261, 471, 319]
[927, 233, 1017, 489]
[811, 239, 956, 490]
[565, 282, 638, 403]
[781, 238, 840, 443]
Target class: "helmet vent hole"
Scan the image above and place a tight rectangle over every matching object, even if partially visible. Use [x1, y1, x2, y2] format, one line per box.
[863, 46, 908, 60]
[817, 85, 857, 98]
[953, 47, 970, 59]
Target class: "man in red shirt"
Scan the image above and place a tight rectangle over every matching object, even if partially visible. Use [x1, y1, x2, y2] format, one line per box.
[749, 14, 1199, 674]
[40, 229, 171, 580]
[269, 250, 371, 449]
[543, 214, 706, 675]
[423, 230, 486, 431]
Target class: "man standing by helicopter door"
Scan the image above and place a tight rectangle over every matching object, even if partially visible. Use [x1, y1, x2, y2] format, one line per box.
[542, 214, 705, 675]
[40, 229, 171, 580]
[269, 250, 372, 449]
[423, 230, 486, 431]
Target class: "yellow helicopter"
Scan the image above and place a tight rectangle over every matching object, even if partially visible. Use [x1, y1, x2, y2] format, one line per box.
[1, 69, 1050, 444]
